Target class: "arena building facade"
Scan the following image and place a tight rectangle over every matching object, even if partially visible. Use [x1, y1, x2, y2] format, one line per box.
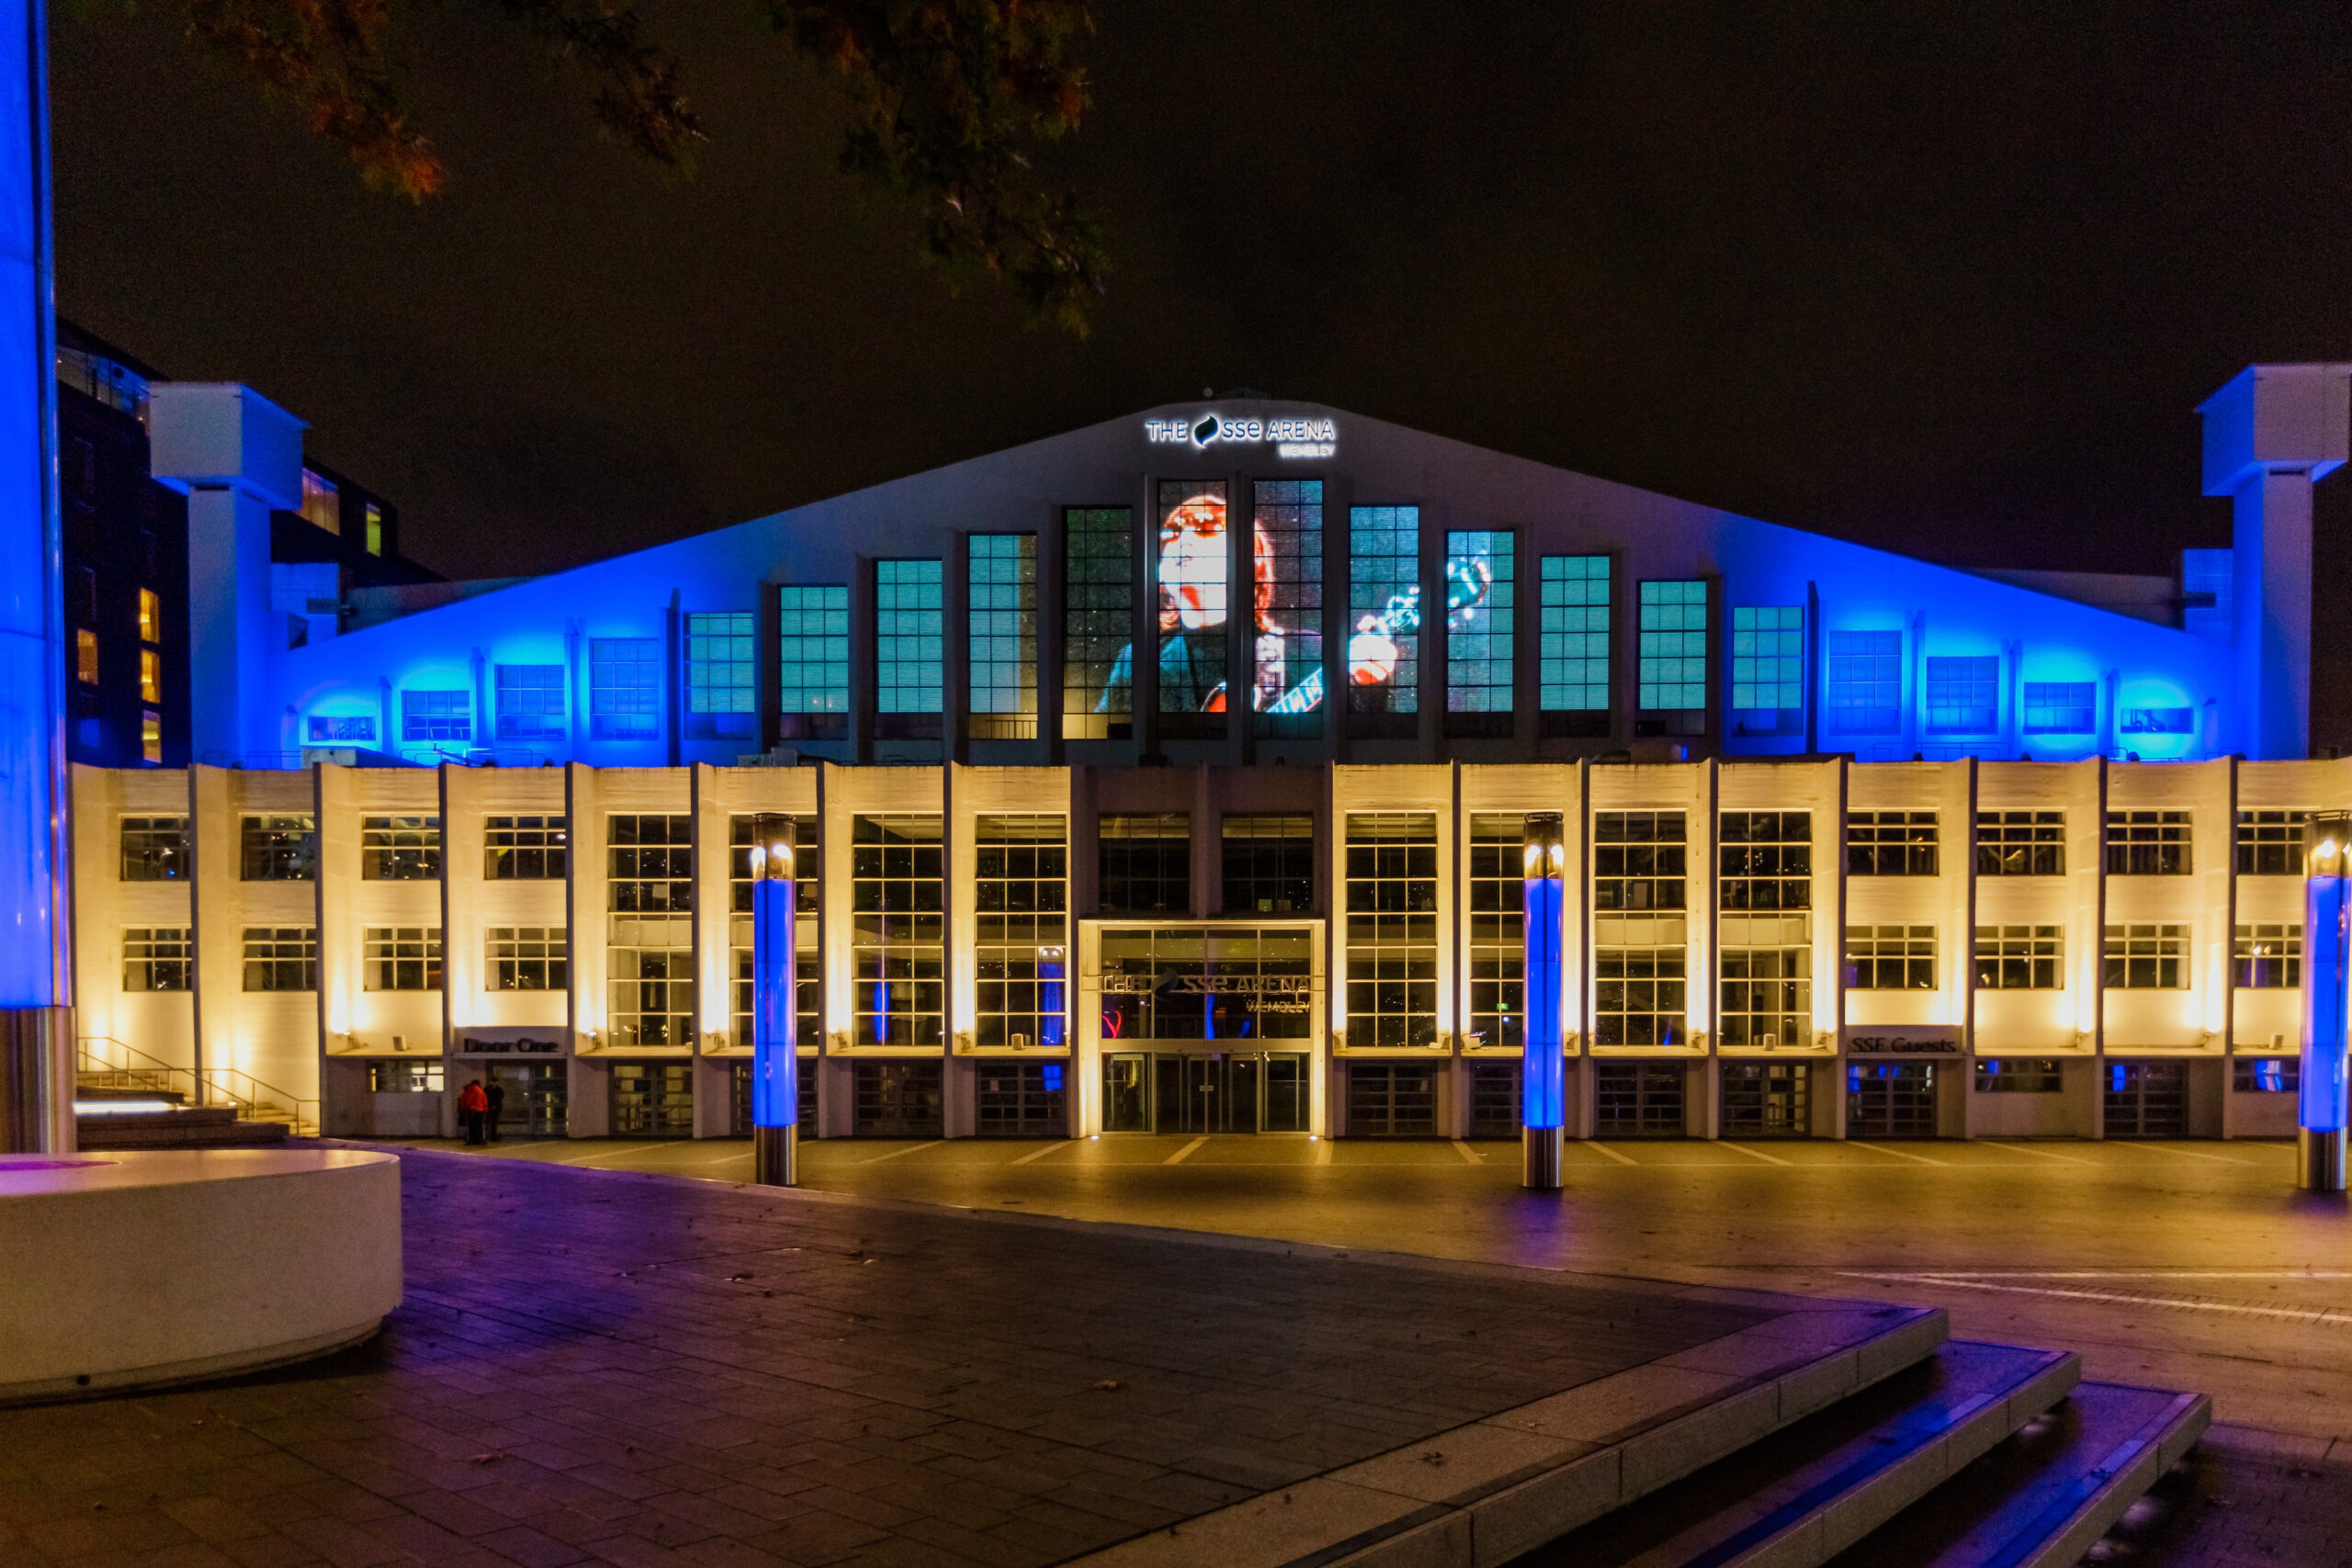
[68, 367, 2352, 1142]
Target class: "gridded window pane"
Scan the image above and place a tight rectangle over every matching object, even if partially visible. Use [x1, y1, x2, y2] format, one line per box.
[1344, 813, 1438, 1047]
[975, 815, 1068, 1046]
[777, 584, 850, 740]
[608, 814, 693, 1045]
[609, 947, 695, 1046]
[1595, 948, 1685, 1046]
[1719, 931, 1809, 1047]
[1154, 481, 1228, 722]
[487, 927, 569, 991]
[363, 926, 442, 991]
[361, 815, 440, 880]
[1466, 816, 1524, 1050]
[2105, 811, 2191, 875]
[876, 560, 944, 719]
[1064, 507, 1135, 736]
[1826, 630, 1901, 735]
[122, 926, 191, 991]
[608, 814, 692, 913]
[1925, 655, 1998, 734]
[2234, 923, 2301, 988]
[306, 716, 376, 743]
[1637, 581, 1707, 712]
[1719, 812, 1811, 911]
[1349, 505, 1419, 717]
[401, 689, 470, 744]
[2120, 707, 2195, 735]
[2236, 810, 2306, 875]
[1975, 1058, 2065, 1093]
[1846, 925, 1936, 988]
[1973, 925, 2063, 989]
[120, 816, 186, 881]
[590, 637, 661, 740]
[1222, 814, 1315, 914]
[853, 815, 944, 1045]
[1730, 606, 1803, 712]
[1252, 479, 1323, 726]
[495, 664, 566, 740]
[1445, 530, 1513, 715]
[968, 535, 1038, 738]
[2235, 1056, 2300, 1093]
[1848, 811, 1938, 875]
[243, 926, 317, 991]
[1594, 811, 1685, 911]
[1977, 811, 2065, 875]
[685, 611, 754, 740]
[485, 816, 568, 879]
[2024, 682, 2096, 735]
[241, 815, 315, 881]
[1100, 814, 1190, 916]
[1539, 556, 1610, 711]
[370, 1061, 443, 1093]
[2103, 923, 2188, 989]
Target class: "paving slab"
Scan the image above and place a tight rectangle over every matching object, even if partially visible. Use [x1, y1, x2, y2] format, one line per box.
[0, 1148, 1924, 1567]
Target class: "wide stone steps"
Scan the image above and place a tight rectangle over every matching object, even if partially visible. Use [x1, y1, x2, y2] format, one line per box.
[74, 1103, 292, 1149]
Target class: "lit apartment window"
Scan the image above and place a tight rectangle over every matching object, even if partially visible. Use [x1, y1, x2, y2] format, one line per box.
[2234, 923, 2301, 988]
[1098, 814, 1189, 916]
[122, 927, 192, 991]
[495, 664, 567, 741]
[74, 627, 96, 685]
[138, 648, 161, 705]
[728, 816, 820, 1047]
[1636, 581, 1707, 713]
[361, 816, 441, 880]
[484, 815, 567, 879]
[975, 815, 1068, 1047]
[968, 535, 1037, 739]
[1063, 506, 1134, 740]
[777, 585, 849, 740]
[2105, 811, 2191, 876]
[140, 710, 162, 765]
[1343, 812, 1438, 1047]
[363, 927, 442, 991]
[364, 502, 383, 557]
[1539, 555, 1610, 722]
[684, 612, 755, 741]
[608, 814, 693, 1045]
[1445, 530, 1513, 732]
[1465, 816, 1524, 1051]
[1976, 811, 2064, 876]
[487, 927, 569, 991]
[137, 587, 160, 643]
[875, 561, 944, 739]
[1254, 479, 1322, 734]
[1846, 925, 1935, 988]
[2104, 924, 2188, 988]
[1973, 926, 2063, 989]
[1222, 815, 1314, 915]
[589, 637, 661, 740]
[851, 815, 944, 1046]
[1848, 811, 1938, 875]
[300, 468, 341, 534]
[1349, 506, 1419, 724]
[120, 816, 185, 880]
[243, 927, 318, 991]
[241, 815, 316, 881]
[2235, 810, 2307, 875]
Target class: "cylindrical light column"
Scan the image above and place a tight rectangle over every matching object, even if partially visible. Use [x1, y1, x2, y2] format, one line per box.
[2299, 812, 2350, 1192]
[1522, 811, 1566, 1190]
[750, 814, 798, 1186]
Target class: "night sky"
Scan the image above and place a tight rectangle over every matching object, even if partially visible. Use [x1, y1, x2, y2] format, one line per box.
[49, 3, 2352, 736]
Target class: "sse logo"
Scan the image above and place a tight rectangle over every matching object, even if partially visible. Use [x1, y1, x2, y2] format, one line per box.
[1143, 413, 1338, 459]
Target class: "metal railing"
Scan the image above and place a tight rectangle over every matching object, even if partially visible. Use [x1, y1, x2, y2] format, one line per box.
[76, 1036, 320, 1135]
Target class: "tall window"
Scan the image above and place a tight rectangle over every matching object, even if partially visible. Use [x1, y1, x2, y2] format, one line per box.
[852, 816, 944, 1045]
[241, 815, 315, 881]
[495, 664, 566, 741]
[1222, 815, 1314, 914]
[141, 711, 162, 765]
[1444, 531, 1514, 731]
[138, 587, 160, 643]
[485, 816, 567, 879]
[1063, 506, 1134, 740]
[729, 816, 820, 1049]
[1155, 480, 1228, 732]
[2104, 924, 2188, 989]
[2235, 924, 2301, 988]
[1730, 606, 1803, 733]
[777, 584, 850, 740]
[1349, 506, 1419, 724]
[1099, 814, 1191, 916]
[1252, 479, 1322, 731]
[968, 535, 1038, 739]
[243, 928, 317, 992]
[488, 928, 568, 991]
[876, 560, 944, 739]
[1344, 813, 1438, 1047]
[1594, 947, 1684, 1047]
[1539, 556, 1610, 731]
[1977, 811, 2064, 876]
[1719, 918, 1809, 1048]
[1975, 926, 2063, 989]
[684, 611, 755, 741]
[2236, 811, 2306, 875]
[1636, 581, 1707, 714]
[1593, 811, 1685, 911]
[590, 637, 661, 740]
[74, 628, 96, 685]
[2106, 811, 2191, 875]
[1826, 630, 1902, 735]
[608, 814, 693, 1047]
[363, 928, 442, 991]
[1848, 812, 1938, 875]
[361, 816, 440, 881]
[1846, 926, 1935, 989]
[1465, 816, 1524, 1051]
[1718, 813, 1810, 911]
[2024, 682, 2096, 735]
[122, 927, 192, 992]
[975, 816, 1068, 1047]
[401, 689, 471, 746]
[139, 649, 161, 705]
[120, 817, 185, 881]
[1925, 655, 1998, 734]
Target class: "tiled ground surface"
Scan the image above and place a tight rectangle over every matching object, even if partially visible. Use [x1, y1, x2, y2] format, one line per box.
[0, 1149, 1794, 1567]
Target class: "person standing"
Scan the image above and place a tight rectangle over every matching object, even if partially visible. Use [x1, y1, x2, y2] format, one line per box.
[484, 1078, 507, 1143]
[458, 1078, 489, 1145]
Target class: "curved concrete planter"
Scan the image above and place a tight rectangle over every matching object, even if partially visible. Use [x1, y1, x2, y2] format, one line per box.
[0, 1148, 401, 1404]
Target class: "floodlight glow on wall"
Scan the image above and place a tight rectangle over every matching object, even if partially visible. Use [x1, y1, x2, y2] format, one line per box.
[2300, 812, 2350, 1192]
[1522, 811, 1566, 1190]
[750, 814, 798, 1186]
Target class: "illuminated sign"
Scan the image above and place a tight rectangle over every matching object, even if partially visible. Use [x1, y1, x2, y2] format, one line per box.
[1098, 972, 1314, 1010]
[1144, 413, 1337, 460]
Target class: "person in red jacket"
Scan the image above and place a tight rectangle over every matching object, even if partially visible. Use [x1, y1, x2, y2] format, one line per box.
[458, 1079, 489, 1145]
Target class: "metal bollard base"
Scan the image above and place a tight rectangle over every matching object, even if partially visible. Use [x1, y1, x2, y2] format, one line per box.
[2298, 1126, 2346, 1192]
[1521, 1124, 1564, 1190]
[752, 1123, 797, 1187]
[2, 1007, 75, 1155]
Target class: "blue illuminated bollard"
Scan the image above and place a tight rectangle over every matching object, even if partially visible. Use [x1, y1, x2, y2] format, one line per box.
[1038, 946, 1066, 1049]
[1522, 812, 1566, 1190]
[750, 816, 798, 1186]
[2299, 813, 2350, 1192]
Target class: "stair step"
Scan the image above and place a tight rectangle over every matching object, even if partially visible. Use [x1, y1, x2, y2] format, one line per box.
[75, 1111, 292, 1149]
[1822, 1382, 2210, 1568]
[1510, 1341, 2077, 1568]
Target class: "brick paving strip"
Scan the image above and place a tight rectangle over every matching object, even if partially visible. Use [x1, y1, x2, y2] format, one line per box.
[0, 1149, 1932, 1568]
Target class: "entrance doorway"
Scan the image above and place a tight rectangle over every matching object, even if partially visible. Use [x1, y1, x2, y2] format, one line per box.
[488, 1062, 566, 1138]
[2105, 1061, 2188, 1137]
[726, 1058, 818, 1135]
[1105, 1054, 1306, 1134]
[1467, 1061, 1521, 1137]
[610, 1061, 693, 1137]
[854, 1060, 944, 1136]
[1722, 1061, 1810, 1137]
[1596, 1061, 1686, 1136]
[1347, 1062, 1439, 1136]
[977, 1061, 1068, 1136]
[1848, 1061, 1938, 1137]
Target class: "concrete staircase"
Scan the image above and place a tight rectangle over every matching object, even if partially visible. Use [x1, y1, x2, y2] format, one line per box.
[73, 1086, 293, 1149]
